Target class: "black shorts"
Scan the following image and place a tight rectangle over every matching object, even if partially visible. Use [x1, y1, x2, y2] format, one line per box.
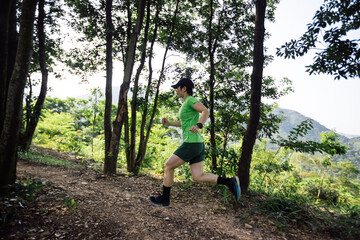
[173, 142, 205, 165]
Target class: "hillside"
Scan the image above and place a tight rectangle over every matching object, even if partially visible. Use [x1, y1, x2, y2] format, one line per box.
[273, 108, 349, 142]
[333, 136, 360, 169]
[273, 108, 360, 168]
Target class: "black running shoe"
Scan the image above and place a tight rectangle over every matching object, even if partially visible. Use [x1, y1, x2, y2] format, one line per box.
[149, 195, 170, 207]
[228, 176, 241, 201]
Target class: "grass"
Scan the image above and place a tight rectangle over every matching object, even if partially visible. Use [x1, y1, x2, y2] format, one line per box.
[18, 149, 81, 169]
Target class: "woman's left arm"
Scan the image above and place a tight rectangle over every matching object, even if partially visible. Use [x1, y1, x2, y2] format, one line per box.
[189, 102, 209, 133]
[193, 102, 209, 124]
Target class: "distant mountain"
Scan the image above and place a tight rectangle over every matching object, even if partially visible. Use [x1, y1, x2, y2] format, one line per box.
[273, 108, 339, 142]
[339, 133, 360, 139]
[273, 108, 360, 169]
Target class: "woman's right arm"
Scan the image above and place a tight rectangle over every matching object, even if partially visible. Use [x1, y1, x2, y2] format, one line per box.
[162, 118, 181, 127]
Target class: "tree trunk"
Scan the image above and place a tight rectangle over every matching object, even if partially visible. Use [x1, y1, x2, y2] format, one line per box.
[238, 0, 266, 194]
[208, 0, 223, 172]
[105, 0, 146, 175]
[0, 0, 16, 134]
[0, 0, 38, 194]
[135, 0, 179, 172]
[104, 0, 114, 173]
[7, 0, 17, 88]
[127, 0, 151, 173]
[19, 0, 48, 150]
[135, 1, 161, 170]
[207, 0, 217, 172]
[209, 65, 217, 171]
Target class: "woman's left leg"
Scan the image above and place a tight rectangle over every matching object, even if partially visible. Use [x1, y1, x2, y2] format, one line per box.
[190, 161, 241, 201]
[190, 162, 218, 184]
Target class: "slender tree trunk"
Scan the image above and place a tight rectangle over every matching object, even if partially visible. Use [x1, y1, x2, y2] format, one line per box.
[135, 0, 179, 171]
[24, 80, 33, 132]
[19, 0, 48, 150]
[238, 0, 266, 194]
[106, 0, 146, 175]
[122, 0, 132, 163]
[208, 0, 217, 172]
[135, 1, 161, 169]
[104, 0, 114, 173]
[124, 108, 130, 163]
[127, 0, 151, 173]
[207, 0, 224, 172]
[0, 0, 38, 194]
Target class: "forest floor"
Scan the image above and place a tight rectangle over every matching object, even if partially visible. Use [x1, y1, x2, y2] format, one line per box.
[0, 147, 346, 240]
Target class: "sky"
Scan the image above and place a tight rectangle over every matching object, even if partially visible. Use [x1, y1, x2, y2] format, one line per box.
[263, 0, 360, 136]
[46, 0, 360, 136]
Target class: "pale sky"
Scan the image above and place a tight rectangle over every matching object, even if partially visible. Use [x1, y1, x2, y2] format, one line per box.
[264, 0, 360, 136]
[46, 0, 360, 136]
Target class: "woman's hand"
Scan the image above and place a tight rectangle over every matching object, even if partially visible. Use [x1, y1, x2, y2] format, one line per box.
[189, 125, 200, 134]
[162, 118, 181, 127]
[162, 118, 169, 126]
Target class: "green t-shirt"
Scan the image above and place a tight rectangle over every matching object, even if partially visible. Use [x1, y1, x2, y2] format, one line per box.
[179, 96, 203, 143]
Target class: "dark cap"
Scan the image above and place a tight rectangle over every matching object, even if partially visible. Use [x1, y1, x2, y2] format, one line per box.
[171, 78, 194, 89]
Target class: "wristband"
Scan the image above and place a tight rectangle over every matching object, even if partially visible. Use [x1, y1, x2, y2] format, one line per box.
[196, 123, 203, 129]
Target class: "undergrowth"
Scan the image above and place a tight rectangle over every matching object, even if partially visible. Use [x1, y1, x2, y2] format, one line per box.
[16, 146, 360, 239]
[253, 195, 360, 239]
[18, 148, 81, 169]
[0, 179, 43, 225]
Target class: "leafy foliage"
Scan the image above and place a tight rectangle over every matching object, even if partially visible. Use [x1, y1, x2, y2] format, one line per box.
[13, 180, 43, 202]
[274, 119, 348, 155]
[64, 197, 77, 211]
[333, 137, 360, 171]
[0, 179, 43, 204]
[276, 0, 360, 80]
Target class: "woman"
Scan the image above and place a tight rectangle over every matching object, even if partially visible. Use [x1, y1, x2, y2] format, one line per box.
[150, 78, 240, 206]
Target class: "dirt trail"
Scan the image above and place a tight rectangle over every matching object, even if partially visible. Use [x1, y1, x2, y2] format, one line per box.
[1, 151, 338, 239]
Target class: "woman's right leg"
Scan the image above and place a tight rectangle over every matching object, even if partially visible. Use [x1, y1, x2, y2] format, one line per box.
[150, 154, 185, 206]
[163, 154, 185, 187]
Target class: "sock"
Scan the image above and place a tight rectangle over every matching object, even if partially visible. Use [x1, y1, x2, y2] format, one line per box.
[150, 186, 171, 206]
[217, 176, 231, 187]
[162, 185, 171, 200]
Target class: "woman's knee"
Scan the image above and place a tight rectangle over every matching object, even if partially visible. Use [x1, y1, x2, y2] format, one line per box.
[164, 155, 184, 172]
[192, 173, 203, 183]
[164, 160, 177, 172]
[164, 161, 172, 172]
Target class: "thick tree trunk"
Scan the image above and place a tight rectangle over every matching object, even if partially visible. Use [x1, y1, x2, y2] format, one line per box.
[105, 0, 146, 175]
[238, 0, 266, 194]
[104, 0, 114, 173]
[19, 0, 48, 150]
[0, 0, 38, 194]
[7, 0, 17, 88]
[0, 0, 16, 134]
